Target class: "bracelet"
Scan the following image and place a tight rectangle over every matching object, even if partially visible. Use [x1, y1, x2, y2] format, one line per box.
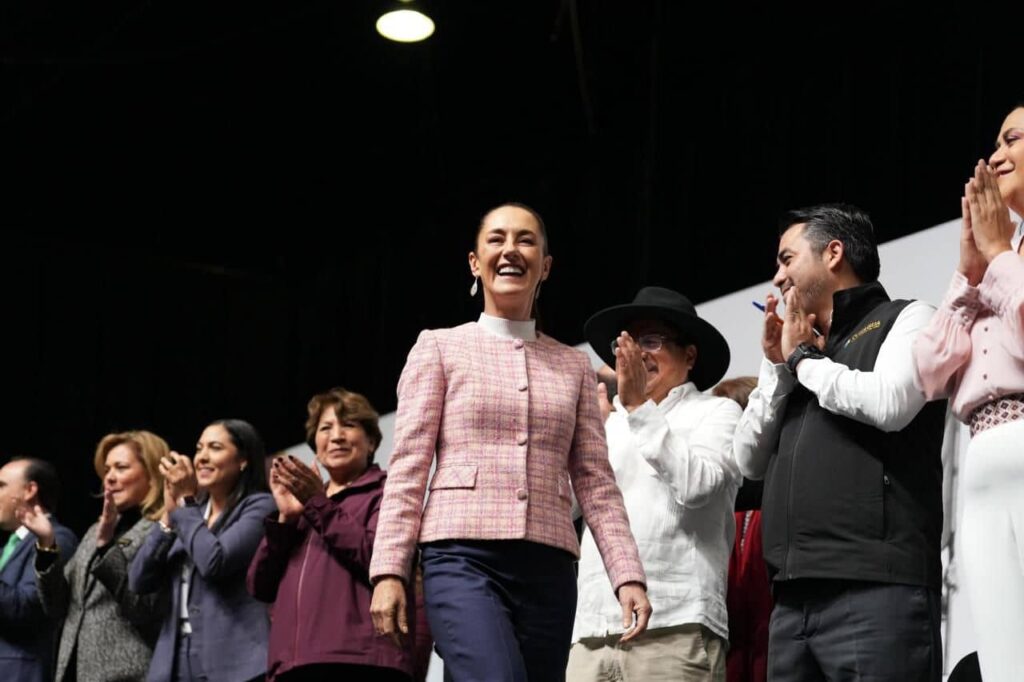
[35, 542, 59, 554]
[158, 520, 175, 535]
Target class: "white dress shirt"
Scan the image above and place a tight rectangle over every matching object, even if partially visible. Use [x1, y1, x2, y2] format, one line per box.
[179, 501, 212, 635]
[572, 382, 742, 640]
[734, 300, 936, 480]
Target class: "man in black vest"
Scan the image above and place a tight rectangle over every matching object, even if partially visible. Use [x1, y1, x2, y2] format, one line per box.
[735, 203, 945, 682]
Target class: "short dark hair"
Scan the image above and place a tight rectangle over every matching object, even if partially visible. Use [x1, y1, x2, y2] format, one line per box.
[12, 457, 61, 513]
[778, 203, 880, 283]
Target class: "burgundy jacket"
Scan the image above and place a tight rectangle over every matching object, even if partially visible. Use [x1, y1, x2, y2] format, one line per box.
[247, 465, 415, 680]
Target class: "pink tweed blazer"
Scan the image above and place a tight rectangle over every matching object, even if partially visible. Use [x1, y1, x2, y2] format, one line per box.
[369, 322, 646, 592]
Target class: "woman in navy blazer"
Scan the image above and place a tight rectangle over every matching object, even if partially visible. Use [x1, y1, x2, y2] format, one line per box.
[129, 419, 276, 682]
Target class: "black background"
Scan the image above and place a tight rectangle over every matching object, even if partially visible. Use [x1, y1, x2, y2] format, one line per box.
[3, 1, 1018, 534]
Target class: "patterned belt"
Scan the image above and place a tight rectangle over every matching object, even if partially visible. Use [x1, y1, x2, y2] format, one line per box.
[968, 393, 1024, 437]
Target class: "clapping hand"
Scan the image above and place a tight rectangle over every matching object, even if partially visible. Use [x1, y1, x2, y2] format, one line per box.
[965, 160, 1015, 265]
[16, 503, 55, 549]
[781, 287, 824, 359]
[95, 489, 119, 548]
[273, 456, 325, 505]
[269, 457, 306, 522]
[614, 332, 648, 413]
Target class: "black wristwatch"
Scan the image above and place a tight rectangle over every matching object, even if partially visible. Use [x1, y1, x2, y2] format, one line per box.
[785, 342, 825, 375]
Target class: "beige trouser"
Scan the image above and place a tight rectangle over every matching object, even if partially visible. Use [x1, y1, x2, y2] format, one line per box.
[566, 623, 726, 682]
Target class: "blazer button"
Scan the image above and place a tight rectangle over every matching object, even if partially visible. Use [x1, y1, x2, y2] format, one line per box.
[516, 488, 528, 500]
[513, 339, 525, 350]
[517, 435, 528, 446]
[518, 383, 528, 391]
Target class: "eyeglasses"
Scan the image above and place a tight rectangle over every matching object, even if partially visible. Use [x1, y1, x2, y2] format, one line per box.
[610, 333, 676, 355]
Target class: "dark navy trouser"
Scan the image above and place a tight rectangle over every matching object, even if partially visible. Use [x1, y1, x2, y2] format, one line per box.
[421, 540, 578, 682]
[768, 579, 941, 682]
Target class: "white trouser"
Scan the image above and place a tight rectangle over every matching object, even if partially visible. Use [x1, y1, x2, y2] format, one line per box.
[959, 419, 1024, 682]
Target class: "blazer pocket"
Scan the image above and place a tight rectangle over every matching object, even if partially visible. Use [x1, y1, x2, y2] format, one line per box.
[557, 475, 573, 500]
[429, 465, 478, 490]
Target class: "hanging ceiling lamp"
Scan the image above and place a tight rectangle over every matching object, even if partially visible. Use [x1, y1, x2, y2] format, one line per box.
[376, 1, 435, 43]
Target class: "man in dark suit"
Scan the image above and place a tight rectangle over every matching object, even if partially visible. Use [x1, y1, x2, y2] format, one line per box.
[0, 457, 78, 682]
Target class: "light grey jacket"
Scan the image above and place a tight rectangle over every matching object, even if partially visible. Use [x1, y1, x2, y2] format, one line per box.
[37, 516, 168, 682]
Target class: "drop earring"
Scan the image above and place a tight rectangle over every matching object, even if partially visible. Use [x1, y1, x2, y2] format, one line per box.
[470, 276, 479, 297]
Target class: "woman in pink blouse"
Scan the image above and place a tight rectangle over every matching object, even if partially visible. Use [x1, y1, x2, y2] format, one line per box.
[913, 105, 1024, 682]
[369, 203, 650, 682]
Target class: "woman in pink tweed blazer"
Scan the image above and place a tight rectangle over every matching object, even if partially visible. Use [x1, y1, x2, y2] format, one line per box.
[370, 203, 649, 682]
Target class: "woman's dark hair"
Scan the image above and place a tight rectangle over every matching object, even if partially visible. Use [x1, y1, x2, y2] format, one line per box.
[201, 418, 267, 532]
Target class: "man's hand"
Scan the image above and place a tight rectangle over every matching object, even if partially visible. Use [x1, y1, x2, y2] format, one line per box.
[16, 503, 55, 549]
[762, 293, 785, 364]
[614, 332, 648, 413]
[781, 287, 823, 360]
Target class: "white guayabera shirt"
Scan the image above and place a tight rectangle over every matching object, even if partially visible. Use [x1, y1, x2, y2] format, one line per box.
[572, 382, 742, 641]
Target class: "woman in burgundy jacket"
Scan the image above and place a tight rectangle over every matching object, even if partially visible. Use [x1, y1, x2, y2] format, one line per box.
[247, 388, 416, 681]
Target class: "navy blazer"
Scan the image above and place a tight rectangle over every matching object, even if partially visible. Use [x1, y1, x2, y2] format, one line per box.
[0, 520, 78, 682]
[129, 493, 275, 682]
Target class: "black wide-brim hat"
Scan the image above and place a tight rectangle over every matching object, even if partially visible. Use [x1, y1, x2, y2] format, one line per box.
[584, 286, 731, 391]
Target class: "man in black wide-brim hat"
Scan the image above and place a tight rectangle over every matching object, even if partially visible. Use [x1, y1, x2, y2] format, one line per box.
[566, 286, 741, 681]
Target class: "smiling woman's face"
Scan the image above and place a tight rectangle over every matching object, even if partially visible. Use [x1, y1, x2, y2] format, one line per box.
[468, 205, 552, 316]
[194, 424, 244, 495]
[315, 406, 371, 482]
[989, 107, 1024, 216]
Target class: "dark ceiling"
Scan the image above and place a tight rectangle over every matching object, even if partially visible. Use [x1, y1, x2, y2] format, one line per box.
[2, 0, 1017, 531]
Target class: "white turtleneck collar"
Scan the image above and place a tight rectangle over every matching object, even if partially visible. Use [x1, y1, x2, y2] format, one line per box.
[477, 312, 537, 341]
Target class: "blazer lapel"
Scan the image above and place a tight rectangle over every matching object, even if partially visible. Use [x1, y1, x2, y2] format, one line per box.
[4, 531, 36, 572]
